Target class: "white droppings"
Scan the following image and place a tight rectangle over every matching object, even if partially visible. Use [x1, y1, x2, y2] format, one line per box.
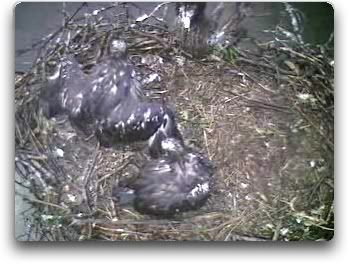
[245, 194, 252, 201]
[55, 148, 64, 158]
[310, 160, 316, 168]
[41, 215, 54, 221]
[240, 182, 248, 189]
[187, 153, 199, 161]
[119, 70, 125, 77]
[76, 93, 83, 99]
[67, 194, 76, 202]
[175, 56, 185, 66]
[111, 40, 127, 53]
[297, 93, 310, 100]
[280, 227, 289, 236]
[265, 223, 274, 229]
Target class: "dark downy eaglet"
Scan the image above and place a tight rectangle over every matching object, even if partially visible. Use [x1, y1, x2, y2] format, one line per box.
[132, 136, 214, 216]
[43, 40, 180, 150]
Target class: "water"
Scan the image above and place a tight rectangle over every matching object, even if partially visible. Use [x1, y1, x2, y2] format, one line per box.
[291, 2, 334, 45]
[15, 2, 334, 72]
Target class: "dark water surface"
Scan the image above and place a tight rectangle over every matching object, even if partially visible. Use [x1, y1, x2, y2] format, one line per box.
[291, 2, 334, 44]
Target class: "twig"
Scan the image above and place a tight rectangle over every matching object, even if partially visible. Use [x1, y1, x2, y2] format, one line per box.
[279, 47, 322, 64]
[134, 2, 168, 23]
[221, 88, 291, 113]
[242, 70, 277, 94]
[131, 30, 169, 49]
[293, 104, 334, 152]
[71, 218, 182, 226]
[97, 160, 132, 183]
[83, 142, 100, 186]
[272, 221, 282, 241]
[236, 57, 294, 76]
[20, 194, 69, 211]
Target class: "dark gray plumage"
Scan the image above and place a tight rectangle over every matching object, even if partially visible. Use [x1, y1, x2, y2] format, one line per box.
[42, 40, 181, 151]
[133, 137, 214, 216]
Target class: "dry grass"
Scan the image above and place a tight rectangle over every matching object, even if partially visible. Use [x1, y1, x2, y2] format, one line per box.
[15, 3, 334, 241]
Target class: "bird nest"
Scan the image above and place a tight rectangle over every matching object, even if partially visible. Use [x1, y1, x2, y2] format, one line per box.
[15, 3, 334, 241]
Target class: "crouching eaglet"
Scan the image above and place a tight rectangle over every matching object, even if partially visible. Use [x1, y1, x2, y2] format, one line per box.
[42, 39, 182, 151]
[131, 135, 214, 216]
